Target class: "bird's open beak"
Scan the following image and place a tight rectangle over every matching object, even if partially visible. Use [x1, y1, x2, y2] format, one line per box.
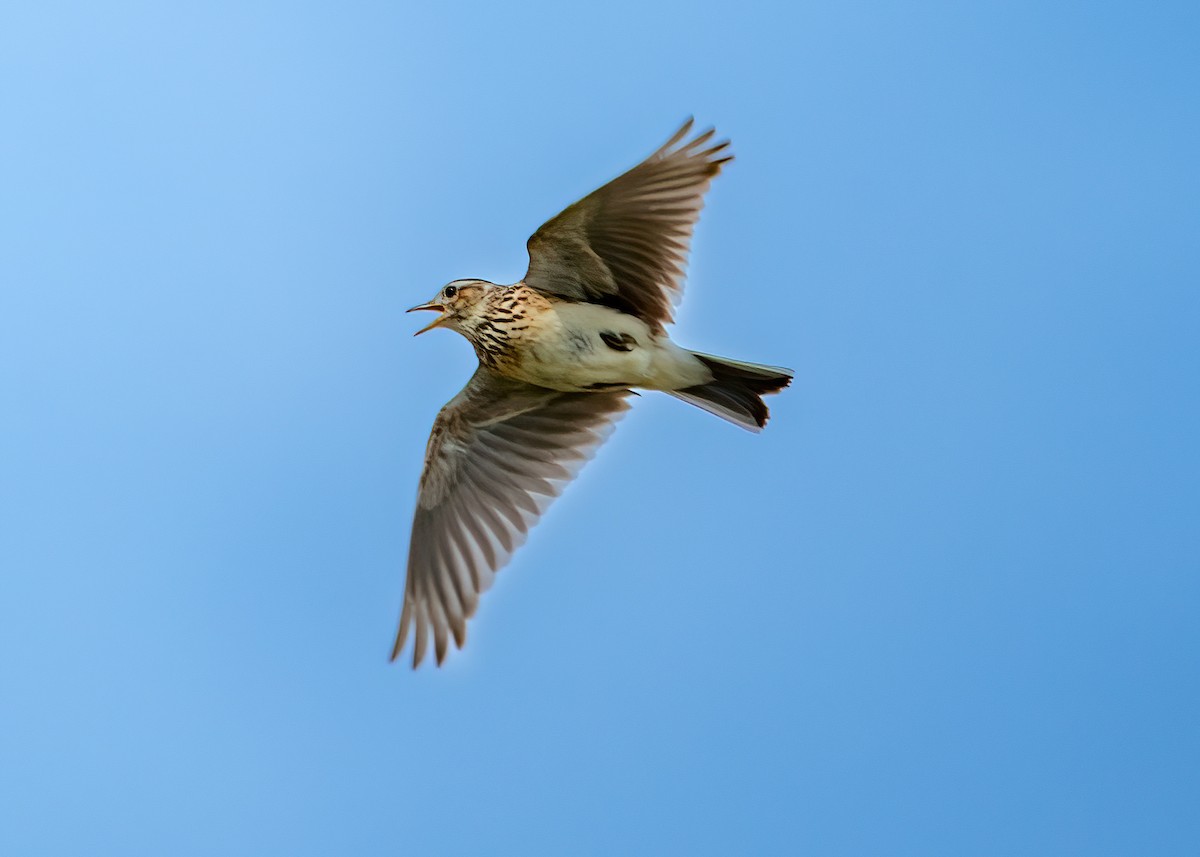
[407, 301, 447, 336]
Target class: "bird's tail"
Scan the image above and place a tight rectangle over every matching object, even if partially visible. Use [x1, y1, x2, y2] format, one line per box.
[668, 352, 793, 432]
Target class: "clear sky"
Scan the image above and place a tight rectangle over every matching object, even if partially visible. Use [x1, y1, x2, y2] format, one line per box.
[1, 1, 1197, 854]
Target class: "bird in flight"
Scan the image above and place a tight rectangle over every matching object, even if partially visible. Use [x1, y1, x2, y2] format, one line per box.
[395, 119, 792, 667]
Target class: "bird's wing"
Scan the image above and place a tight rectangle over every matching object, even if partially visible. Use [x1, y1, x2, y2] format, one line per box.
[523, 118, 732, 330]
[393, 367, 632, 667]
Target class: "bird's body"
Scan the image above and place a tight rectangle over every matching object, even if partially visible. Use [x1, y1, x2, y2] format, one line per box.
[396, 120, 794, 667]
[453, 283, 708, 393]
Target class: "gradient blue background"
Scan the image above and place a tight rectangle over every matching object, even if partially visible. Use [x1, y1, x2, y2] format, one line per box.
[2, 2, 1197, 854]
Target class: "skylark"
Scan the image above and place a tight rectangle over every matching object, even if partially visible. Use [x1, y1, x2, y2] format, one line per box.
[396, 119, 793, 667]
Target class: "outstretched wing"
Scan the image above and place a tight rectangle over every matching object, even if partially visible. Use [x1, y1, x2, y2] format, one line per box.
[394, 368, 632, 668]
[523, 118, 732, 330]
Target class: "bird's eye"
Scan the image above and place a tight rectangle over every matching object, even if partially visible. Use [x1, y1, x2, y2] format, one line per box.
[443, 285, 458, 299]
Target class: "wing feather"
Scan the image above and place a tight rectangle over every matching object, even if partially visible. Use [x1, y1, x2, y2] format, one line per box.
[523, 118, 732, 329]
[393, 368, 631, 667]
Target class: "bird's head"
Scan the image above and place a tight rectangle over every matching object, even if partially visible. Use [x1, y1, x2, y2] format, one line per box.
[408, 279, 492, 336]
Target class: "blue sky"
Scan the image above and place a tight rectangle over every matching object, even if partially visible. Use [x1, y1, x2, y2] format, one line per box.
[1, 1, 1197, 854]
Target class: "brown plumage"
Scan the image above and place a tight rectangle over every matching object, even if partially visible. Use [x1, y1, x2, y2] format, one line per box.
[396, 119, 793, 667]
[525, 121, 731, 330]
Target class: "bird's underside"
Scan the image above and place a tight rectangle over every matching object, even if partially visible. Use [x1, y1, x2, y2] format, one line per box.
[394, 119, 792, 667]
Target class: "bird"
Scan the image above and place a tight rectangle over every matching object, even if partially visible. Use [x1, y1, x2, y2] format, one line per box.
[395, 118, 793, 667]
